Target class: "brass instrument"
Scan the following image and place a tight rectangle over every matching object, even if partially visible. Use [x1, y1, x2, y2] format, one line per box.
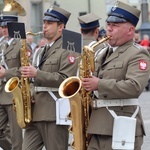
[5, 31, 43, 128]
[59, 36, 109, 150]
[5, 37, 31, 128]
[26, 31, 43, 36]
[3, 0, 26, 16]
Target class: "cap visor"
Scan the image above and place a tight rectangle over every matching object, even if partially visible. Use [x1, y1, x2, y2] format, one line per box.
[106, 16, 127, 23]
[43, 16, 60, 22]
[1, 22, 7, 27]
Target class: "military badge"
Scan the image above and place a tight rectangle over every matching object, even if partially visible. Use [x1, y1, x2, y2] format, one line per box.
[112, 1, 119, 11]
[68, 55, 75, 64]
[139, 60, 147, 70]
[48, 5, 53, 12]
[0, 16, 3, 20]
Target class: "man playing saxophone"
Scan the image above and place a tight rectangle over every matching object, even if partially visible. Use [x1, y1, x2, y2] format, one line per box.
[82, 1, 150, 150]
[21, 5, 78, 150]
[0, 14, 23, 150]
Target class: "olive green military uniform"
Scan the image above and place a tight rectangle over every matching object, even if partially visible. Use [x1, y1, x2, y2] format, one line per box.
[0, 35, 12, 150]
[88, 41, 150, 150]
[0, 38, 23, 150]
[22, 37, 78, 150]
[86, 1, 150, 149]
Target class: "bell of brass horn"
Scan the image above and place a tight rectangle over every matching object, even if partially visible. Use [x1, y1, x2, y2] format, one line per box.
[3, 0, 26, 16]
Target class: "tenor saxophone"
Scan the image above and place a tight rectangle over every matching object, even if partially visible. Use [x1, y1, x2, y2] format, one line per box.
[5, 39, 31, 128]
[59, 36, 109, 150]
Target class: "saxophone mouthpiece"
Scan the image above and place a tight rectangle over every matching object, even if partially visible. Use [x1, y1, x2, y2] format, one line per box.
[26, 31, 43, 36]
[37, 31, 43, 35]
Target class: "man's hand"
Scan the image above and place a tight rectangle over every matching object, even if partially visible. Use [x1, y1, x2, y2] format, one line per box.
[0, 65, 6, 79]
[81, 76, 99, 91]
[20, 64, 37, 78]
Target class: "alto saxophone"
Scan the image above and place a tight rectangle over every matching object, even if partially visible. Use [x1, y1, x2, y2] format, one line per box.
[59, 36, 109, 150]
[5, 38, 31, 128]
[5, 31, 42, 128]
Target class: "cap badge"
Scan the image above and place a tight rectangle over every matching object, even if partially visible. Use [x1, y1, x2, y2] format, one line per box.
[139, 60, 147, 70]
[112, 1, 119, 11]
[48, 5, 53, 12]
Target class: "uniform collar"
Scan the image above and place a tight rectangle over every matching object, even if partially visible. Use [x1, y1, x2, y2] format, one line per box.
[111, 46, 118, 52]
[7, 38, 14, 45]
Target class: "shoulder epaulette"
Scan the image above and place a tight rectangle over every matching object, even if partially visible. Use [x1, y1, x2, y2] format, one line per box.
[133, 43, 143, 50]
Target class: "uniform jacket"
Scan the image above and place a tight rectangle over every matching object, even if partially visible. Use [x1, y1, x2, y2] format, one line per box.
[32, 37, 79, 122]
[0, 38, 21, 105]
[88, 40, 150, 136]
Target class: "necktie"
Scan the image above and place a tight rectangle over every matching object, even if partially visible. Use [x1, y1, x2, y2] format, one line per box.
[105, 47, 113, 60]
[37, 45, 50, 68]
[109, 48, 113, 56]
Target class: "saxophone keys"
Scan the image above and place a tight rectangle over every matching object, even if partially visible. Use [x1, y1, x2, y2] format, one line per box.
[68, 125, 73, 134]
[67, 112, 71, 120]
[12, 98, 16, 112]
[70, 140, 75, 149]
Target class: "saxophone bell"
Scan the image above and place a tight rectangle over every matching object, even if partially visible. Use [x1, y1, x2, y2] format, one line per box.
[5, 77, 27, 128]
[59, 76, 86, 150]
[59, 76, 81, 98]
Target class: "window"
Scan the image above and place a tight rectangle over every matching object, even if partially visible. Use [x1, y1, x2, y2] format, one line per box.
[30, 1, 43, 33]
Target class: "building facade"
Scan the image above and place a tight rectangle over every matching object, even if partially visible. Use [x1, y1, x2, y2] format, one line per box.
[1, 0, 150, 38]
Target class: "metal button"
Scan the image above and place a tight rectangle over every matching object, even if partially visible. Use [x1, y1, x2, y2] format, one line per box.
[103, 94, 107, 98]
[99, 75, 103, 79]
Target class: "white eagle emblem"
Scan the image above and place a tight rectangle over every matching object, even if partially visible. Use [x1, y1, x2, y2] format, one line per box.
[68, 55, 75, 64]
[139, 60, 147, 70]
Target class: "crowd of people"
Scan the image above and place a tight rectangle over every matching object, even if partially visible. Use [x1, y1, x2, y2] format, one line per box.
[0, 1, 150, 150]
[134, 31, 150, 52]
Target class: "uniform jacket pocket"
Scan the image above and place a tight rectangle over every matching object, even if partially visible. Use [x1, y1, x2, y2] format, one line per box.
[107, 61, 124, 79]
[44, 58, 58, 72]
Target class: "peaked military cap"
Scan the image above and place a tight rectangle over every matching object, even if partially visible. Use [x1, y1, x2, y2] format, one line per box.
[0, 15, 18, 27]
[98, 27, 106, 38]
[78, 13, 100, 29]
[106, 1, 141, 27]
[43, 5, 71, 25]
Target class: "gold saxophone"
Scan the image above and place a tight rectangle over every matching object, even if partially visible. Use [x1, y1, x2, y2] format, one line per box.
[5, 31, 42, 128]
[59, 36, 109, 150]
[5, 38, 31, 128]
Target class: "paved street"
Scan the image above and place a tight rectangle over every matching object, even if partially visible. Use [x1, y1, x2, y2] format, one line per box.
[0, 91, 149, 150]
[139, 91, 150, 150]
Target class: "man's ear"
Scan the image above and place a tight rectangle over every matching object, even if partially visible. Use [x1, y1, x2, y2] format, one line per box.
[58, 23, 65, 32]
[95, 28, 99, 34]
[128, 23, 134, 32]
[94, 27, 99, 38]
